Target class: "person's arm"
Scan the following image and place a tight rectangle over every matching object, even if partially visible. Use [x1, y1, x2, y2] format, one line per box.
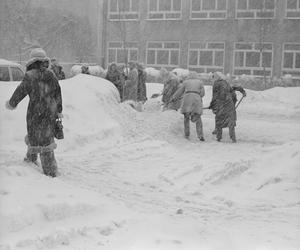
[7, 73, 30, 109]
[232, 86, 246, 97]
[53, 76, 63, 114]
[171, 84, 185, 102]
[209, 82, 218, 109]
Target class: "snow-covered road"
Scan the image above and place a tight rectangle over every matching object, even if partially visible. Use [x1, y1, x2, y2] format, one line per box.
[1, 75, 300, 250]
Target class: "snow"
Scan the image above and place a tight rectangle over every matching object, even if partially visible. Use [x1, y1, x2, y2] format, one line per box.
[1, 75, 300, 250]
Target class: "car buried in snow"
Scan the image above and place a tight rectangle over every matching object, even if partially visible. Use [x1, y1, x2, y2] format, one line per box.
[0, 59, 25, 82]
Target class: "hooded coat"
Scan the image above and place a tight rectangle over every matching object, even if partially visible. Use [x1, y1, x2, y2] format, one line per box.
[162, 74, 182, 110]
[8, 68, 62, 147]
[173, 77, 205, 115]
[106, 63, 123, 98]
[209, 79, 236, 128]
[123, 68, 139, 101]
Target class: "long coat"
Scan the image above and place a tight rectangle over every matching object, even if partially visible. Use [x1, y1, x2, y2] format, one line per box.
[209, 79, 236, 128]
[162, 77, 181, 110]
[8, 68, 62, 147]
[106, 66, 123, 98]
[123, 68, 138, 101]
[173, 78, 205, 115]
[137, 69, 147, 102]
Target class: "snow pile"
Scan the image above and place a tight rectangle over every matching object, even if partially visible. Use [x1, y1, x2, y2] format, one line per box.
[171, 68, 189, 79]
[0, 162, 135, 250]
[238, 86, 300, 118]
[70, 65, 106, 78]
[145, 67, 161, 83]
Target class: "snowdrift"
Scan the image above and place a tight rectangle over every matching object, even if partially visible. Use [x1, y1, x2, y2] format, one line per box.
[1, 75, 300, 249]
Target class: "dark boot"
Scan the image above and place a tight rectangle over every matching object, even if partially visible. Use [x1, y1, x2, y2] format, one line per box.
[195, 115, 204, 141]
[184, 113, 190, 139]
[229, 126, 236, 143]
[216, 127, 222, 142]
[24, 151, 38, 165]
[40, 151, 57, 177]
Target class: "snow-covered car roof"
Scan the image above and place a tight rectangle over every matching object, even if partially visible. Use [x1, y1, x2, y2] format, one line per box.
[0, 59, 23, 67]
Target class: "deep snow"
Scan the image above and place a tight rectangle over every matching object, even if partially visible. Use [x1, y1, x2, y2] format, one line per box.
[0, 74, 300, 250]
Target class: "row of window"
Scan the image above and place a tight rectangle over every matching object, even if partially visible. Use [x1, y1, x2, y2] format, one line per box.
[108, 0, 300, 20]
[107, 41, 300, 78]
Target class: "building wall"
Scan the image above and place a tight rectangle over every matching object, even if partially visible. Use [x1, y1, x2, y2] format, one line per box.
[103, 0, 300, 78]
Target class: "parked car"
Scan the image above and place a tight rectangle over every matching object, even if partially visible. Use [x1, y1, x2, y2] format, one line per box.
[0, 59, 25, 81]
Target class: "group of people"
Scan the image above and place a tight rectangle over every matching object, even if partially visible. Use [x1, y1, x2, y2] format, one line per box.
[5, 47, 246, 178]
[161, 70, 246, 143]
[105, 61, 147, 103]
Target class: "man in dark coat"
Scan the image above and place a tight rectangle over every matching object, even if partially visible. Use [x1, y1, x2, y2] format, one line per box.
[123, 62, 139, 102]
[6, 48, 63, 177]
[106, 62, 123, 100]
[137, 63, 147, 103]
[209, 72, 246, 143]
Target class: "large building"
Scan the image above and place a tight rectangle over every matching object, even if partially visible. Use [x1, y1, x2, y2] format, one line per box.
[100, 0, 300, 79]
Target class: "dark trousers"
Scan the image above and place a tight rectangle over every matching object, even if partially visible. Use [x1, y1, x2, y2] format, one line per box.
[26, 150, 57, 177]
[184, 113, 203, 138]
[216, 126, 236, 142]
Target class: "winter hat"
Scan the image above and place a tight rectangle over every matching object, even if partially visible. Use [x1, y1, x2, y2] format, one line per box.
[213, 71, 226, 81]
[26, 48, 50, 68]
[137, 63, 144, 70]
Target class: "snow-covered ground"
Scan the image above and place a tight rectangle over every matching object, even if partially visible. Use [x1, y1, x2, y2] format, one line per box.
[0, 74, 300, 250]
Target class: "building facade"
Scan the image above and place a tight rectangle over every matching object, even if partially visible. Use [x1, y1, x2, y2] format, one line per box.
[101, 0, 300, 79]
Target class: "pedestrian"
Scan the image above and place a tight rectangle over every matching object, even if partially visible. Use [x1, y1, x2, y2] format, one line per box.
[160, 68, 181, 111]
[51, 58, 65, 80]
[208, 72, 246, 143]
[106, 62, 123, 99]
[5, 48, 63, 177]
[123, 61, 138, 102]
[137, 63, 147, 103]
[171, 72, 205, 141]
[81, 64, 90, 74]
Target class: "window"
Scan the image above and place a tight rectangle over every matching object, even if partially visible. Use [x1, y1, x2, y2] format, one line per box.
[107, 41, 139, 64]
[0, 66, 10, 81]
[233, 42, 273, 76]
[236, 0, 275, 19]
[282, 43, 300, 78]
[190, 0, 227, 19]
[146, 41, 180, 67]
[188, 42, 225, 73]
[147, 0, 182, 20]
[286, 0, 300, 19]
[109, 0, 139, 20]
[11, 67, 24, 81]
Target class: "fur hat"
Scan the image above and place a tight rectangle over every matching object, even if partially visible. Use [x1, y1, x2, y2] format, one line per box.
[26, 48, 50, 68]
[213, 71, 226, 80]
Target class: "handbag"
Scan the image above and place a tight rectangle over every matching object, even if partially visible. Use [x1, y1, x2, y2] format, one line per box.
[54, 117, 64, 140]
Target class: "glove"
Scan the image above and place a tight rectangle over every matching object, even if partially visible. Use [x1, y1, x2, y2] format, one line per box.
[57, 113, 63, 119]
[5, 101, 15, 110]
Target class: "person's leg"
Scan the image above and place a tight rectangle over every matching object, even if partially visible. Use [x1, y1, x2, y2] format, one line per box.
[184, 113, 190, 139]
[24, 134, 38, 164]
[195, 115, 205, 141]
[216, 127, 222, 141]
[229, 126, 236, 143]
[24, 150, 38, 163]
[40, 151, 57, 177]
